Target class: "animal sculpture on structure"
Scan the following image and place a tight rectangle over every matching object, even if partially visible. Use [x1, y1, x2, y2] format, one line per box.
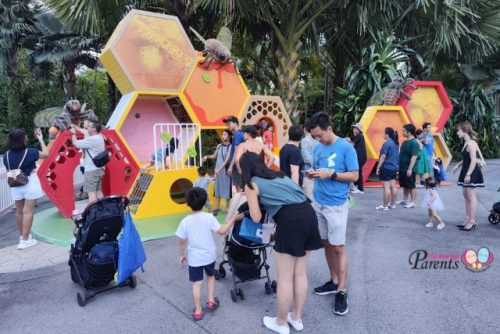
[383, 76, 417, 105]
[53, 100, 94, 130]
[189, 26, 239, 73]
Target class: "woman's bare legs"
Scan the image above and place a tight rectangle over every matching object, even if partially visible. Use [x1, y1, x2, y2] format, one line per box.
[390, 180, 397, 205]
[15, 200, 25, 235]
[21, 199, 36, 240]
[274, 251, 296, 326]
[381, 181, 390, 206]
[464, 188, 477, 228]
[292, 251, 311, 321]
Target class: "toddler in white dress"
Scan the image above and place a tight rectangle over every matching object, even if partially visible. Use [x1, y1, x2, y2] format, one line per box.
[421, 178, 445, 230]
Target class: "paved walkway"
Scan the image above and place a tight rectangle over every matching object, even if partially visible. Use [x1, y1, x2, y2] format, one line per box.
[0, 161, 499, 333]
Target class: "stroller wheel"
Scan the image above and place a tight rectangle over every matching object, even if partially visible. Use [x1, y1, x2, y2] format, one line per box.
[129, 275, 137, 289]
[271, 280, 277, 293]
[214, 270, 221, 281]
[70, 264, 79, 284]
[265, 282, 272, 295]
[489, 213, 499, 224]
[77, 290, 87, 307]
[219, 266, 226, 279]
[237, 288, 245, 300]
[230, 289, 237, 303]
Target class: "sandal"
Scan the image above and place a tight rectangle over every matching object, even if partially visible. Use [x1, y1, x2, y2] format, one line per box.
[192, 309, 204, 321]
[206, 297, 220, 311]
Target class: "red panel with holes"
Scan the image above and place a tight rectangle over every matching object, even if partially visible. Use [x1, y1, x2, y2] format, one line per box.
[37, 129, 140, 218]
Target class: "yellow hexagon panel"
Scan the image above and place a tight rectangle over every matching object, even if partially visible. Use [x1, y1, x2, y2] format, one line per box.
[433, 133, 452, 169]
[240, 95, 292, 149]
[107, 91, 199, 165]
[182, 57, 250, 128]
[359, 106, 411, 159]
[100, 10, 197, 94]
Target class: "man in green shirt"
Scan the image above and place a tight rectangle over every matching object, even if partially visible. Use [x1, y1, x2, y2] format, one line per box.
[397, 124, 419, 208]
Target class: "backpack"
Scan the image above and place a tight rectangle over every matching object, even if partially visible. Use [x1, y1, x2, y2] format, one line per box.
[6, 150, 29, 188]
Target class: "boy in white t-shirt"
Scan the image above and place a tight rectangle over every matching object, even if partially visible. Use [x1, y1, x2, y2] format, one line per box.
[176, 187, 241, 321]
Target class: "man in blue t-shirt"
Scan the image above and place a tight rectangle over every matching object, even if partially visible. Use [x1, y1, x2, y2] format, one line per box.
[421, 122, 435, 177]
[224, 116, 245, 191]
[306, 112, 359, 316]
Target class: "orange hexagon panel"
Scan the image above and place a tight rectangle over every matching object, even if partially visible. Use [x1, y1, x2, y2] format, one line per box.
[397, 81, 453, 132]
[359, 106, 411, 159]
[182, 58, 250, 128]
[433, 133, 452, 169]
[99, 10, 197, 94]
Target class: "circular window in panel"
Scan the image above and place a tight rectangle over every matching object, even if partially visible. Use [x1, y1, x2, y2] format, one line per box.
[170, 178, 193, 204]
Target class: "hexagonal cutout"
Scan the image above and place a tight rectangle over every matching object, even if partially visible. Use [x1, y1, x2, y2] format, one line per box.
[100, 10, 197, 94]
[183, 59, 250, 128]
[240, 95, 292, 150]
[360, 106, 411, 159]
[397, 81, 453, 132]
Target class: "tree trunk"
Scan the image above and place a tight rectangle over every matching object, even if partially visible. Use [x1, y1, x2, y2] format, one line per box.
[6, 45, 19, 78]
[62, 60, 77, 100]
[107, 73, 117, 113]
[324, 64, 335, 111]
[275, 42, 302, 119]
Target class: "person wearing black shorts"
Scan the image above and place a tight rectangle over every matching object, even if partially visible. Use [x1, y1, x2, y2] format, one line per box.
[375, 128, 400, 211]
[397, 124, 419, 209]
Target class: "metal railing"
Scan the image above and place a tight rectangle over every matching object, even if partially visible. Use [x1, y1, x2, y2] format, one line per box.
[0, 163, 84, 216]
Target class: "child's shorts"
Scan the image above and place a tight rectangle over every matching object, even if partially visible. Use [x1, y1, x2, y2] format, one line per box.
[189, 262, 215, 282]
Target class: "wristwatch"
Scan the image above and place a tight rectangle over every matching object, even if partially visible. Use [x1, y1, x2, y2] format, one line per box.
[330, 171, 338, 180]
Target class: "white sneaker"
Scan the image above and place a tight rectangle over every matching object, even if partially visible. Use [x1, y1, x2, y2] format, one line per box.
[389, 204, 397, 209]
[351, 189, 364, 194]
[404, 202, 415, 209]
[437, 223, 445, 230]
[263, 316, 290, 334]
[396, 200, 408, 205]
[425, 222, 434, 228]
[287, 313, 304, 331]
[18, 238, 38, 250]
[375, 205, 389, 211]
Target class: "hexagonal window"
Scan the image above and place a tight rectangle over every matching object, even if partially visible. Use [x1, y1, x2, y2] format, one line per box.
[183, 61, 250, 128]
[100, 10, 197, 94]
[398, 81, 453, 132]
[360, 106, 411, 159]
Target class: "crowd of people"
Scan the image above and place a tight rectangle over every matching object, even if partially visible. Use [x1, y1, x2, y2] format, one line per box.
[2, 106, 486, 333]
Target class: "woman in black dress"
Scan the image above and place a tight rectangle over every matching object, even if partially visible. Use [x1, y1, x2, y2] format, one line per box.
[452, 122, 484, 231]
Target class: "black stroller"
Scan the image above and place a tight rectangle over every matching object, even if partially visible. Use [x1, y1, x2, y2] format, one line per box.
[69, 196, 137, 306]
[215, 204, 277, 302]
[488, 187, 500, 225]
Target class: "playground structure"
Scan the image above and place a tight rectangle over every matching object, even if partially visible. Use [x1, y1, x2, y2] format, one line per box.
[359, 81, 454, 186]
[38, 10, 288, 220]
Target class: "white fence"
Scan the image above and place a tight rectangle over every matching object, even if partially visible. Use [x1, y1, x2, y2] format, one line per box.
[0, 163, 84, 215]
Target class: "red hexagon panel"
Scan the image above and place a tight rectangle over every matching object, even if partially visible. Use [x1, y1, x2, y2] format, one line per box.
[397, 81, 453, 132]
[37, 130, 140, 218]
[183, 59, 250, 128]
[99, 10, 198, 94]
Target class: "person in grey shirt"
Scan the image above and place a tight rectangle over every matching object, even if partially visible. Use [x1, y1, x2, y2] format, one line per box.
[300, 120, 317, 198]
[71, 120, 105, 203]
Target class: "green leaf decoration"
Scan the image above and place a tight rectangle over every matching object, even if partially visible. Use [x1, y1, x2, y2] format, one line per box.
[187, 147, 197, 158]
[202, 72, 211, 83]
[160, 132, 171, 143]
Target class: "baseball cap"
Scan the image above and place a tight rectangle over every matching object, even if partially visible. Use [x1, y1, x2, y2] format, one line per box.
[223, 116, 239, 124]
[352, 123, 363, 132]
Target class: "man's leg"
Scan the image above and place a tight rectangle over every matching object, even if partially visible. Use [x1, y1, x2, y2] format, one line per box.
[323, 240, 338, 284]
[332, 245, 348, 291]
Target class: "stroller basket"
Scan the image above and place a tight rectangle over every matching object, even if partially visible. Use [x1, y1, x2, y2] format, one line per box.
[228, 244, 261, 281]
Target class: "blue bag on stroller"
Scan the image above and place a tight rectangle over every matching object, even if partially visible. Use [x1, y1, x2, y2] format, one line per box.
[117, 211, 146, 284]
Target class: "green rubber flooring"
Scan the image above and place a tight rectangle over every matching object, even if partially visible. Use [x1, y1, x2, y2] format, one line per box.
[32, 197, 355, 247]
[32, 205, 227, 247]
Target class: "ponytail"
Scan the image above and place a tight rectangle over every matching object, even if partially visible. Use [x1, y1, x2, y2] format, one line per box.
[385, 127, 399, 146]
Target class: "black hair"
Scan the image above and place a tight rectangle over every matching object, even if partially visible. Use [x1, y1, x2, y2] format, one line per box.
[415, 129, 424, 137]
[169, 137, 179, 152]
[239, 152, 284, 190]
[425, 177, 438, 189]
[88, 120, 102, 133]
[306, 112, 332, 131]
[222, 129, 233, 143]
[288, 124, 304, 141]
[242, 125, 258, 138]
[423, 122, 431, 130]
[6, 129, 27, 150]
[403, 123, 416, 136]
[384, 127, 399, 146]
[197, 165, 207, 176]
[186, 187, 207, 211]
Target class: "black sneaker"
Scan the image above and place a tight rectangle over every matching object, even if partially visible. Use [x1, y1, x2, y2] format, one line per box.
[333, 291, 349, 315]
[313, 280, 338, 295]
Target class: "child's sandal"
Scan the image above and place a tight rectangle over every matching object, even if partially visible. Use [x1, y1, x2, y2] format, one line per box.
[192, 309, 204, 321]
[206, 297, 220, 311]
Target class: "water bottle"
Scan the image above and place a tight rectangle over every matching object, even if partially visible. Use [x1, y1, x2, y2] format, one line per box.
[262, 220, 274, 244]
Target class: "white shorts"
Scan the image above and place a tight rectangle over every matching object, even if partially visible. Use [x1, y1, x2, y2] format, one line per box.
[312, 200, 349, 246]
[10, 173, 45, 201]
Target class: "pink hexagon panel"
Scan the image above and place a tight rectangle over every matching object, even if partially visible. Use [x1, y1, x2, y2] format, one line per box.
[100, 10, 197, 94]
[397, 81, 453, 132]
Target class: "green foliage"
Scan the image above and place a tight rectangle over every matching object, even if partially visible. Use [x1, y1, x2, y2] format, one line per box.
[444, 86, 499, 159]
[75, 68, 110, 122]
